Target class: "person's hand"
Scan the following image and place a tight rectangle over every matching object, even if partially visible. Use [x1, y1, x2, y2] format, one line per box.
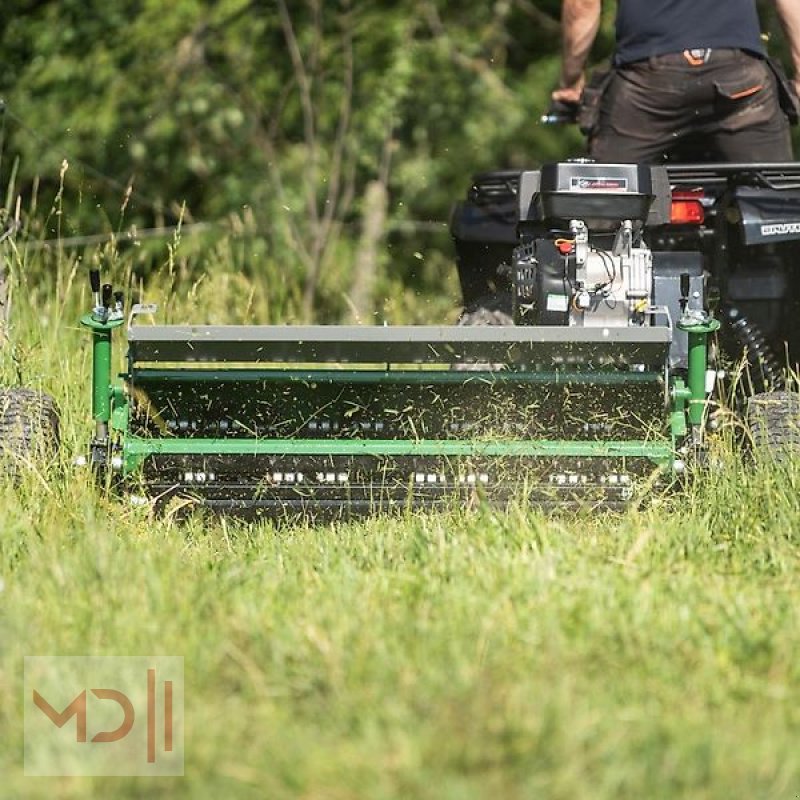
[552, 75, 585, 106]
[552, 86, 583, 105]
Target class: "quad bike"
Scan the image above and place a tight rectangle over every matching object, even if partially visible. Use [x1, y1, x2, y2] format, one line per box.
[451, 157, 800, 457]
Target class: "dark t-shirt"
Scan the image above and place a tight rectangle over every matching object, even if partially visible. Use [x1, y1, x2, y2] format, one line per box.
[615, 0, 765, 65]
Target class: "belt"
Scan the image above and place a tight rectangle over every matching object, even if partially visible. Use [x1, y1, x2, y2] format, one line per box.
[682, 48, 714, 66]
[649, 48, 752, 67]
[620, 48, 756, 68]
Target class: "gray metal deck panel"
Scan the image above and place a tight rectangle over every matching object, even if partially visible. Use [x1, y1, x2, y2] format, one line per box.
[128, 324, 672, 365]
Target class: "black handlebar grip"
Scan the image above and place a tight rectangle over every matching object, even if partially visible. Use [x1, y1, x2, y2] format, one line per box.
[541, 100, 580, 125]
[102, 283, 113, 308]
[89, 268, 101, 294]
[680, 272, 691, 298]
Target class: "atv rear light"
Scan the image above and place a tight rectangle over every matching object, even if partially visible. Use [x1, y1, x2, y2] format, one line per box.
[670, 190, 705, 225]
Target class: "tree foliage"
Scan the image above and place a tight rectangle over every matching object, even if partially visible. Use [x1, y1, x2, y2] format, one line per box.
[0, 1, 796, 319]
[1, 3, 575, 207]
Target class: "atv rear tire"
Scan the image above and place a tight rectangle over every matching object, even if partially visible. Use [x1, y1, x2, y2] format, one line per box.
[454, 293, 514, 370]
[0, 387, 60, 468]
[745, 391, 800, 461]
[457, 293, 514, 326]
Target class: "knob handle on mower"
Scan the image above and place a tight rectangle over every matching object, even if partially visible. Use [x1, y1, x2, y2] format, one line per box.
[89, 268, 101, 294]
[102, 283, 113, 308]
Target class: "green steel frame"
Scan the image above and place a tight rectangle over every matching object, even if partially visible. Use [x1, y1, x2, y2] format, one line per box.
[80, 314, 124, 430]
[121, 436, 675, 474]
[678, 318, 721, 427]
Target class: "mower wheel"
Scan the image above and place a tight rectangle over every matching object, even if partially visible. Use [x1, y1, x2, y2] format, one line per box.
[0, 387, 60, 467]
[745, 390, 800, 460]
[457, 293, 514, 326]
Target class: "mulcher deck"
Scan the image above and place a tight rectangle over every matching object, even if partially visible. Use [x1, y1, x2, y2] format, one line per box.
[115, 325, 675, 515]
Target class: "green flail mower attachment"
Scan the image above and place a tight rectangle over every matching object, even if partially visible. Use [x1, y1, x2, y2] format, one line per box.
[80, 282, 719, 516]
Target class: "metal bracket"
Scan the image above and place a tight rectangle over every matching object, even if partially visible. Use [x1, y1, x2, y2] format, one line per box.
[570, 220, 589, 267]
[612, 220, 633, 259]
[128, 303, 159, 329]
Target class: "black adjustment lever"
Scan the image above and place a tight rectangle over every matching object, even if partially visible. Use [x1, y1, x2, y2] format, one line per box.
[680, 272, 691, 312]
[89, 268, 102, 315]
[102, 283, 113, 309]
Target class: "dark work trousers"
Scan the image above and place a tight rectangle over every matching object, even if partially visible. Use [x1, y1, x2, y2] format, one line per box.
[590, 49, 794, 163]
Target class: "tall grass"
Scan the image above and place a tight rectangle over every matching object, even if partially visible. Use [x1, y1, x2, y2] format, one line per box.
[1, 218, 800, 799]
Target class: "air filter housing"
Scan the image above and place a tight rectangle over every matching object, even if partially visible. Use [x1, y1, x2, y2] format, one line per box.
[519, 162, 669, 230]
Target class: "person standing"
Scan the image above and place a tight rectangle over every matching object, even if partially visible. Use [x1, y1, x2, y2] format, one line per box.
[552, 0, 800, 162]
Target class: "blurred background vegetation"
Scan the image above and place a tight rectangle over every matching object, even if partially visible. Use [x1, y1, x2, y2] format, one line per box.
[0, 0, 796, 322]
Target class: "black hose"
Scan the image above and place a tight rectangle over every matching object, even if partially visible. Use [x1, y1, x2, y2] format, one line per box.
[726, 307, 785, 390]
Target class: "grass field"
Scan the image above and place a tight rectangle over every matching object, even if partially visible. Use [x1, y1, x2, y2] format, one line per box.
[2, 239, 800, 799]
